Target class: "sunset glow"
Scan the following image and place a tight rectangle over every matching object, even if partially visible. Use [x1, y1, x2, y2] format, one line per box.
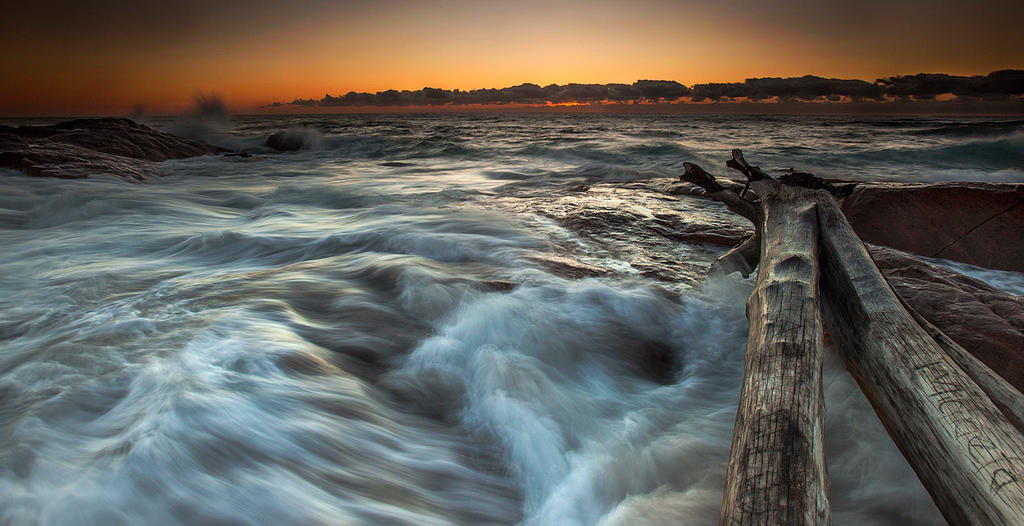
[1, 0, 1022, 115]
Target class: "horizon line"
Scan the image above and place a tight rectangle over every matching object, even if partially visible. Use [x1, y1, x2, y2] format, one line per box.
[267, 70, 1024, 110]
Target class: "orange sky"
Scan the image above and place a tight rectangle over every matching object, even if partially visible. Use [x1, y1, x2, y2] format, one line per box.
[1, 0, 1022, 116]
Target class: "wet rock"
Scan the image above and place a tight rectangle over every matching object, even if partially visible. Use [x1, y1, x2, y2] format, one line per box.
[525, 254, 608, 279]
[265, 128, 321, 151]
[843, 182, 1024, 272]
[651, 213, 748, 246]
[277, 351, 340, 375]
[0, 144, 153, 180]
[265, 131, 304, 151]
[0, 118, 223, 180]
[871, 244, 1024, 391]
[496, 179, 752, 291]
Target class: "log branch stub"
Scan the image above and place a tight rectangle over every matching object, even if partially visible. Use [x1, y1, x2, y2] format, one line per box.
[709, 233, 760, 278]
[727, 149, 771, 182]
[682, 162, 760, 223]
[680, 161, 764, 276]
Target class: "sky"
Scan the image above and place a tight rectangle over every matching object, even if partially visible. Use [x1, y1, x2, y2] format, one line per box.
[1, 0, 1022, 115]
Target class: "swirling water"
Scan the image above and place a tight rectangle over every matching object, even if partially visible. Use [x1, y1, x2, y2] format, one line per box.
[1, 113, 1022, 525]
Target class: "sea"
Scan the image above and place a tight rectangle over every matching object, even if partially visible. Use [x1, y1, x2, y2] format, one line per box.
[1, 113, 1023, 525]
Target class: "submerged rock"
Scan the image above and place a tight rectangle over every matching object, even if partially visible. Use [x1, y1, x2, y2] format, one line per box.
[500, 180, 751, 290]
[0, 118, 223, 180]
[843, 182, 1024, 272]
[525, 254, 608, 279]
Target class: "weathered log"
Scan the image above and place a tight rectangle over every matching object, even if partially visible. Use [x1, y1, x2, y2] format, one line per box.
[685, 151, 1024, 525]
[816, 196, 1024, 526]
[720, 179, 830, 525]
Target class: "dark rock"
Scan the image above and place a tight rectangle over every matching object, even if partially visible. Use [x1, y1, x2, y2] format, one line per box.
[843, 182, 1024, 272]
[265, 129, 320, 151]
[0, 145, 151, 180]
[0, 118, 223, 180]
[47, 118, 217, 160]
[777, 170, 856, 198]
[871, 244, 1024, 391]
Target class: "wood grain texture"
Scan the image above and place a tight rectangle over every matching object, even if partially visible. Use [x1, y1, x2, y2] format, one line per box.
[900, 299, 1024, 435]
[720, 181, 831, 526]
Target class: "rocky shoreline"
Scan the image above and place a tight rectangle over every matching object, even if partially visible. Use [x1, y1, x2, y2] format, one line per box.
[0, 118, 223, 180]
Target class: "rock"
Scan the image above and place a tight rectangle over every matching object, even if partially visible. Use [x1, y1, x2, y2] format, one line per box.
[0, 144, 152, 180]
[870, 244, 1024, 391]
[0, 118, 223, 180]
[525, 254, 608, 279]
[495, 180, 751, 290]
[265, 128, 320, 151]
[843, 182, 1024, 272]
[777, 171, 856, 198]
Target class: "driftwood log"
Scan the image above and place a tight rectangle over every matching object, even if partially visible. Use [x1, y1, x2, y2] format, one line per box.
[718, 180, 830, 524]
[683, 150, 1024, 526]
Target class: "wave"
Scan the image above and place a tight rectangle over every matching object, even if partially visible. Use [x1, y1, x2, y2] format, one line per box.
[0, 310, 522, 525]
[849, 131, 1024, 175]
[910, 119, 1024, 138]
[388, 276, 940, 524]
[3, 113, 984, 525]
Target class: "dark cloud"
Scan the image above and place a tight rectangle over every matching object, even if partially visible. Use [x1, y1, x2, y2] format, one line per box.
[280, 71, 1023, 107]
[287, 80, 689, 107]
[692, 76, 885, 102]
[876, 70, 1024, 100]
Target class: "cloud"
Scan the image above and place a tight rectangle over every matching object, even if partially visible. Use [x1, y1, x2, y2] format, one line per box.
[285, 79, 691, 107]
[691, 76, 886, 102]
[876, 70, 1024, 100]
[277, 70, 1024, 107]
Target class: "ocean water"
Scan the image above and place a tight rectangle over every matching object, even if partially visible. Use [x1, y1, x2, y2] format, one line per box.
[1, 113, 1022, 525]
